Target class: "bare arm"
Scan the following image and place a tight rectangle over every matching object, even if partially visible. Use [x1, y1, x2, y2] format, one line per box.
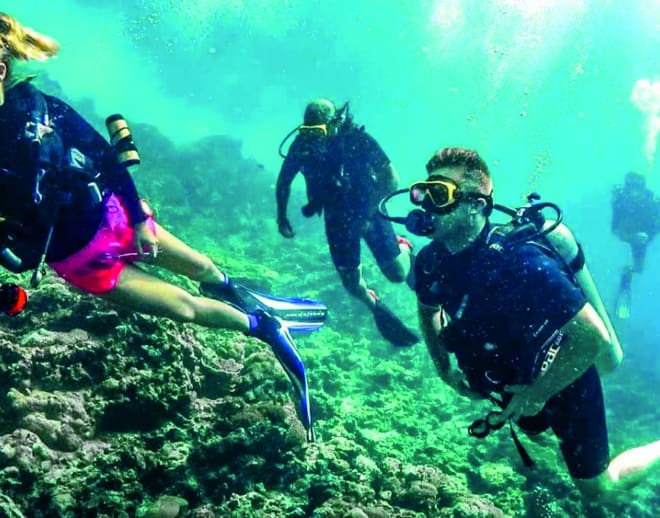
[531, 303, 607, 399]
[573, 265, 623, 373]
[500, 302, 609, 421]
[545, 221, 623, 374]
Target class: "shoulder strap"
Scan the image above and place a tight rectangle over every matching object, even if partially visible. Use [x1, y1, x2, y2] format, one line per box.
[487, 223, 579, 284]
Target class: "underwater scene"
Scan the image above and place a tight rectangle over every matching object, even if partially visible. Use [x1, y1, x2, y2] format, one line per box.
[1, 0, 660, 516]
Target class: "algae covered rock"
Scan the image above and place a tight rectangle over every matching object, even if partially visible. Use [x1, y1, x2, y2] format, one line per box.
[441, 494, 506, 518]
[141, 495, 188, 518]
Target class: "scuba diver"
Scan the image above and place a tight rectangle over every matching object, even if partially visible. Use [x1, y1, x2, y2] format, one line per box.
[276, 98, 418, 347]
[391, 147, 659, 504]
[611, 171, 660, 319]
[0, 12, 324, 440]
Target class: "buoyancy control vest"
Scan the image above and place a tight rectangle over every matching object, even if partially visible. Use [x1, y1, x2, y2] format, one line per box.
[0, 81, 102, 282]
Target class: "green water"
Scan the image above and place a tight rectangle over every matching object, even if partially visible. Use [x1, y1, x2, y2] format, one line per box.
[13, 1, 657, 184]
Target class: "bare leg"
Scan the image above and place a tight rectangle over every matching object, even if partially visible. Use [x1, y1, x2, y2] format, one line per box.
[338, 240, 411, 305]
[573, 439, 660, 502]
[606, 439, 660, 484]
[102, 265, 248, 331]
[149, 222, 225, 283]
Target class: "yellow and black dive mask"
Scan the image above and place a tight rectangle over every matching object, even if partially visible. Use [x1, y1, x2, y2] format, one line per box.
[409, 177, 493, 215]
[298, 102, 349, 137]
[278, 101, 351, 158]
[278, 123, 329, 158]
[297, 123, 329, 137]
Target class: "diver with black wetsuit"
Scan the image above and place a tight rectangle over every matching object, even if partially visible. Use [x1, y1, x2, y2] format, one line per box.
[276, 99, 418, 347]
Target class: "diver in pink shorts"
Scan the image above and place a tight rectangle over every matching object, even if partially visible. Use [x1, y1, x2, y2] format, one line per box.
[0, 16, 247, 330]
[0, 13, 323, 439]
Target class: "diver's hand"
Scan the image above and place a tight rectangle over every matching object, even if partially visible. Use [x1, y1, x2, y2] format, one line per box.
[134, 221, 159, 259]
[496, 384, 547, 423]
[444, 369, 481, 400]
[301, 204, 316, 218]
[277, 217, 295, 238]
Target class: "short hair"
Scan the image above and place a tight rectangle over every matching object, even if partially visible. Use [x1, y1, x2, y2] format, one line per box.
[426, 147, 492, 194]
[303, 99, 336, 125]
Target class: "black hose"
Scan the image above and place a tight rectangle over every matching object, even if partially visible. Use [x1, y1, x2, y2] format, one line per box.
[278, 126, 301, 158]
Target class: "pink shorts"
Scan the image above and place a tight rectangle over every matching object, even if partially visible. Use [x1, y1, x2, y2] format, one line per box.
[50, 194, 156, 294]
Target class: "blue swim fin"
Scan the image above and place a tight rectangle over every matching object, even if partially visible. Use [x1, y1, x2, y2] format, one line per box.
[201, 279, 322, 440]
[200, 279, 327, 334]
[249, 310, 315, 441]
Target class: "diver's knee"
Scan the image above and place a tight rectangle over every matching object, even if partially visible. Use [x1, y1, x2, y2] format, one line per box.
[384, 267, 406, 283]
[172, 292, 200, 323]
[197, 254, 219, 277]
[184, 253, 220, 282]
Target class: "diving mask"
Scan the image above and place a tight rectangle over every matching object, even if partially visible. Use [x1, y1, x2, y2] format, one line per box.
[298, 124, 328, 137]
[410, 177, 491, 215]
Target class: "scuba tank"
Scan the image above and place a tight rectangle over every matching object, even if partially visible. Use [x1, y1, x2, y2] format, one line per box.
[106, 114, 140, 170]
[488, 193, 623, 375]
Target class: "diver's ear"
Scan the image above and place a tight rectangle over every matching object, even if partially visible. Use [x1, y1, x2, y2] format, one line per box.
[0, 63, 6, 82]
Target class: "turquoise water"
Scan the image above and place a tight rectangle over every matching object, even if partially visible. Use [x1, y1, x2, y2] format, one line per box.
[14, 1, 658, 183]
[9, 1, 660, 515]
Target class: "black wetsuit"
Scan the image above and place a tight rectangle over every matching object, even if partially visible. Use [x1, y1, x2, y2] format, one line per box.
[414, 226, 609, 479]
[611, 183, 660, 272]
[277, 125, 399, 270]
[0, 80, 145, 263]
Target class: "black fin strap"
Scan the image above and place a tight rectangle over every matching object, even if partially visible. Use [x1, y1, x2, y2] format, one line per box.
[509, 420, 535, 468]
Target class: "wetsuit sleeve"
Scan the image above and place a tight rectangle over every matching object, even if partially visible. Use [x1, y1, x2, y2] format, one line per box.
[45, 94, 147, 226]
[610, 186, 626, 236]
[102, 157, 148, 226]
[359, 132, 390, 171]
[653, 198, 660, 237]
[276, 149, 301, 220]
[413, 244, 441, 308]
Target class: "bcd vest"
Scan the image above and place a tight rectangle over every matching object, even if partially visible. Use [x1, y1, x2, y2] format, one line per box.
[0, 81, 102, 275]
